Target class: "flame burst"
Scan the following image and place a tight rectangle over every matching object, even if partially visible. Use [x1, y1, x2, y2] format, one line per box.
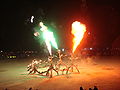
[71, 21, 86, 53]
[39, 22, 58, 55]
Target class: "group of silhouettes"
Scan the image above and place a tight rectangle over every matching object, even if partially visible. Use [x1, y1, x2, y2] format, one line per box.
[80, 86, 98, 90]
[4, 86, 98, 90]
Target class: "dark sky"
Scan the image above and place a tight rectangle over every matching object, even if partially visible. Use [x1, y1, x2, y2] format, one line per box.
[0, 0, 120, 51]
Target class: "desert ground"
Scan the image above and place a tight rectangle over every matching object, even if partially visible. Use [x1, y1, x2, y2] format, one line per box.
[0, 56, 120, 90]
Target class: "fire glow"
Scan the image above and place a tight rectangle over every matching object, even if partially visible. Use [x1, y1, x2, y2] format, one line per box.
[71, 21, 86, 53]
[39, 22, 58, 55]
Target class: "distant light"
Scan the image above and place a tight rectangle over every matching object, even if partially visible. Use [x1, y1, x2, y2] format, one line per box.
[84, 48, 87, 50]
[31, 16, 34, 23]
[1, 51, 3, 53]
[90, 48, 93, 50]
[88, 32, 90, 35]
[62, 48, 65, 51]
[39, 60, 42, 62]
[7, 56, 16, 59]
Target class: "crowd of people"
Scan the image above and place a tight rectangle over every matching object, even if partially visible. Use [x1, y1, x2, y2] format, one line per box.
[4, 86, 98, 90]
[80, 86, 98, 90]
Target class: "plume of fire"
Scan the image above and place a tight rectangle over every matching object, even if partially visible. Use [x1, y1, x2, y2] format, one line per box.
[39, 22, 58, 55]
[71, 21, 86, 53]
[44, 39, 52, 55]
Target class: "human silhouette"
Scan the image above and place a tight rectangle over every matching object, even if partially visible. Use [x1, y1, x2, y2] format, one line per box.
[89, 88, 92, 90]
[29, 87, 32, 90]
[80, 86, 84, 90]
[93, 86, 98, 90]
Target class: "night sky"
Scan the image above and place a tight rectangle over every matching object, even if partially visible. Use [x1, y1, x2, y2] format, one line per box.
[1, 0, 120, 51]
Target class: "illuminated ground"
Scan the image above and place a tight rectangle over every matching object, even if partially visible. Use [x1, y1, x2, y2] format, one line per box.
[0, 56, 120, 90]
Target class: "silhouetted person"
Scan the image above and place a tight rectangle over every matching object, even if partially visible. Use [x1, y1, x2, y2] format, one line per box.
[29, 87, 32, 90]
[93, 86, 98, 90]
[89, 88, 92, 90]
[80, 86, 84, 90]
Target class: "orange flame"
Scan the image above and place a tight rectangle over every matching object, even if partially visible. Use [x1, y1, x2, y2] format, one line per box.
[71, 21, 86, 53]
